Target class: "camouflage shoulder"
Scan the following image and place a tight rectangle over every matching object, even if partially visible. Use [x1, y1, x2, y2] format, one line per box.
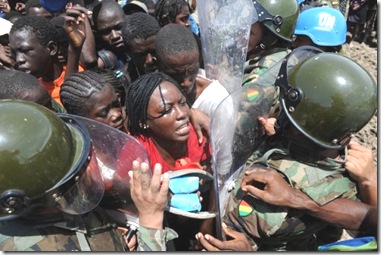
[51, 99, 67, 113]
[136, 226, 178, 251]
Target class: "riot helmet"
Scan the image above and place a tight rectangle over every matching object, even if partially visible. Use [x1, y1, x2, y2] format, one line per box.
[294, 7, 347, 46]
[275, 52, 377, 149]
[0, 100, 104, 221]
[252, 0, 300, 45]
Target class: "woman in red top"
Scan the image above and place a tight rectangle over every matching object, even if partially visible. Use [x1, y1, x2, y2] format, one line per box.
[125, 72, 211, 174]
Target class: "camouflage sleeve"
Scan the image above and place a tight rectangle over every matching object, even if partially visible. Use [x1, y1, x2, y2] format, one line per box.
[136, 226, 178, 251]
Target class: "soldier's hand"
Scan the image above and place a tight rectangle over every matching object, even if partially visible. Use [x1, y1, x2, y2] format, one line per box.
[129, 161, 169, 229]
[195, 223, 252, 251]
[258, 117, 276, 136]
[241, 168, 294, 207]
[118, 227, 137, 251]
[344, 141, 376, 183]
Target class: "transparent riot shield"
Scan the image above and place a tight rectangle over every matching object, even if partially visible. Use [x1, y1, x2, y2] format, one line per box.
[73, 116, 150, 227]
[210, 46, 325, 239]
[198, 0, 257, 93]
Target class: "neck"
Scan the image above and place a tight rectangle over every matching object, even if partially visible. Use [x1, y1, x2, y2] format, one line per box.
[41, 63, 63, 82]
[152, 137, 188, 166]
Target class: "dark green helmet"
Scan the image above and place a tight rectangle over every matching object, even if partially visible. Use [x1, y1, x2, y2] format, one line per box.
[0, 100, 104, 220]
[253, 0, 300, 42]
[0, 100, 76, 197]
[278, 52, 377, 149]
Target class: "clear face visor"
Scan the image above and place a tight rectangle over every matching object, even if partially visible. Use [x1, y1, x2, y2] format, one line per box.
[71, 115, 151, 219]
[54, 148, 105, 215]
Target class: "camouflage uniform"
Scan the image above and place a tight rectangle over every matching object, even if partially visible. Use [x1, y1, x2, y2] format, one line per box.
[136, 226, 178, 251]
[231, 48, 288, 169]
[243, 47, 291, 85]
[223, 140, 359, 251]
[0, 208, 128, 251]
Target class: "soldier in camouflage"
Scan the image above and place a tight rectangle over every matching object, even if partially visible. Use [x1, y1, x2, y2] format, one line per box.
[291, 7, 348, 54]
[242, 0, 299, 85]
[196, 52, 377, 251]
[230, 0, 300, 170]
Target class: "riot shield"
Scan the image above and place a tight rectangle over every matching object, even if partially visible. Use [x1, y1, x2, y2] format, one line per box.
[210, 46, 325, 239]
[198, 0, 257, 93]
[73, 116, 150, 227]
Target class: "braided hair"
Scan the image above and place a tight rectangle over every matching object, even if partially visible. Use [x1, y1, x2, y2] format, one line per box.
[60, 70, 111, 116]
[10, 16, 57, 47]
[126, 72, 182, 136]
[154, 0, 190, 27]
[91, 68, 129, 106]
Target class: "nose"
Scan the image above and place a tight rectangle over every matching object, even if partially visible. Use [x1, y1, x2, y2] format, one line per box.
[14, 52, 25, 66]
[174, 104, 188, 120]
[181, 76, 193, 88]
[145, 53, 155, 65]
[110, 30, 120, 40]
[110, 107, 122, 122]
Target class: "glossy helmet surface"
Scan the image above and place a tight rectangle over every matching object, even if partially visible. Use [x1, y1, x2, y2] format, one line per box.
[278, 53, 377, 149]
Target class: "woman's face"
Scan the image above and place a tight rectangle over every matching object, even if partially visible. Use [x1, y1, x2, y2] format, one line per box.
[146, 81, 190, 143]
[86, 85, 125, 130]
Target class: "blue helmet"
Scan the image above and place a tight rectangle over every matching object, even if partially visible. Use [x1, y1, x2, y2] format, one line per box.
[294, 7, 346, 46]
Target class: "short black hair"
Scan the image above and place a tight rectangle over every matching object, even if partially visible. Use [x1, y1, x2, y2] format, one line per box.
[10, 15, 57, 47]
[154, 0, 190, 26]
[25, 0, 43, 11]
[121, 12, 160, 46]
[60, 70, 113, 116]
[155, 23, 198, 61]
[0, 69, 50, 103]
[92, 0, 126, 30]
[126, 72, 181, 136]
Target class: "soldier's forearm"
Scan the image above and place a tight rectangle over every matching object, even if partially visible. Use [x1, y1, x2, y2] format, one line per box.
[278, 188, 376, 234]
[301, 197, 376, 234]
[357, 179, 377, 207]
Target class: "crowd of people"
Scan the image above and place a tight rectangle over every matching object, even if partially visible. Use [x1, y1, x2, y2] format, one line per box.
[0, 0, 377, 251]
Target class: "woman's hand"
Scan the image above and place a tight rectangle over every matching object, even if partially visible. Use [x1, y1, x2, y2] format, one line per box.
[129, 161, 169, 229]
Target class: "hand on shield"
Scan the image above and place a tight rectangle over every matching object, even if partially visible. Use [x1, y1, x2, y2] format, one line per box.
[129, 161, 169, 229]
[195, 223, 252, 251]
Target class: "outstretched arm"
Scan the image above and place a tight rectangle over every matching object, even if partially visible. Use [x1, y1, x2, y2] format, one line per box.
[241, 168, 377, 236]
[62, 5, 92, 79]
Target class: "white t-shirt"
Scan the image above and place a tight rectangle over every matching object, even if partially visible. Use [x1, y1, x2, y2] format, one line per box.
[192, 77, 230, 120]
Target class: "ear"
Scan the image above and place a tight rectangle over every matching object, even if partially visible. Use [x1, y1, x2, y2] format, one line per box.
[47, 40, 58, 56]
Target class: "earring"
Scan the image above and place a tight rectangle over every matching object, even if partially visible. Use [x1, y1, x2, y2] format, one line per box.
[139, 123, 149, 129]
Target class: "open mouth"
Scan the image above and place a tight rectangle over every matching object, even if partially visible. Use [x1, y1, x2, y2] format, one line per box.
[175, 122, 190, 136]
